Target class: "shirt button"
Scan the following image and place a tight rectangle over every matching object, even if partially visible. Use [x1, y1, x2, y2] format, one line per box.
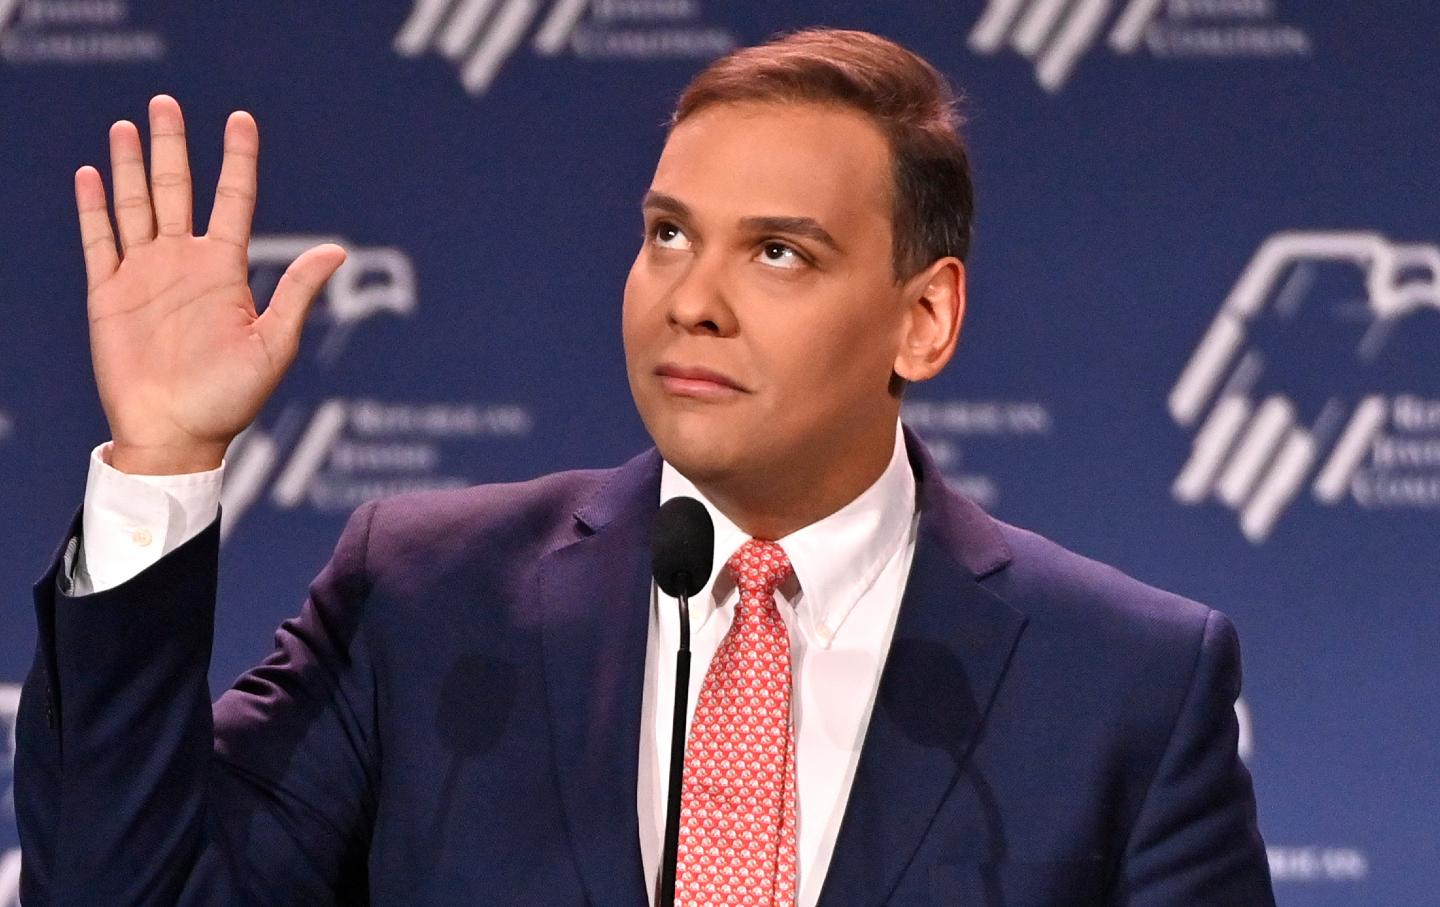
[131, 527, 154, 547]
[816, 625, 834, 644]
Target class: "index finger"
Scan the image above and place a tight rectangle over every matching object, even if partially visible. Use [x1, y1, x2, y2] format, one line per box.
[75, 165, 119, 291]
[205, 110, 258, 248]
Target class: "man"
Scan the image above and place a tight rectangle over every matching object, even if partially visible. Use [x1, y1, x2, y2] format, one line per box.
[16, 27, 1274, 906]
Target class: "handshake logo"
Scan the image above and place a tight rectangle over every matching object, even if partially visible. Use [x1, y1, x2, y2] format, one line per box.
[394, 0, 735, 97]
[393, 0, 590, 95]
[220, 237, 532, 540]
[1170, 232, 1440, 542]
[222, 236, 418, 538]
[968, 0, 1311, 93]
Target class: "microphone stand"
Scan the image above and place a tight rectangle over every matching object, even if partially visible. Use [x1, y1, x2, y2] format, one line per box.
[658, 575, 692, 907]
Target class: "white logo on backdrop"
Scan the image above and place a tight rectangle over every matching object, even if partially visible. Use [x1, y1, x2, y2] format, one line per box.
[394, 0, 736, 96]
[220, 236, 533, 539]
[1, 683, 20, 907]
[1170, 232, 1440, 542]
[221, 399, 533, 540]
[968, 0, 1311, 93]
[0, 0, 164, 64]
[1266, 845, 1369, 883]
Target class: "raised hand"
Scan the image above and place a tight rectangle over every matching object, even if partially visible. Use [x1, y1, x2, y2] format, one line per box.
[77, 94, 346, 474]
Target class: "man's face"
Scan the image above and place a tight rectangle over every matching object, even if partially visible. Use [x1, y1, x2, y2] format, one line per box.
[622, 101, 913, 496]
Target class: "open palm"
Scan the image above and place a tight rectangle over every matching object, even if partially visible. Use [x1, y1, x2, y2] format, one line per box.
[77, 95, 345, 474]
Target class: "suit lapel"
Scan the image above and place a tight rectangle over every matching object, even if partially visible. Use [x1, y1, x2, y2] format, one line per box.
[818, 430, 1028, 907]
[539, 450, 662, 907]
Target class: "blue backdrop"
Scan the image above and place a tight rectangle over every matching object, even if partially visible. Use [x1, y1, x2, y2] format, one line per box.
[2, 1, 1437, 903]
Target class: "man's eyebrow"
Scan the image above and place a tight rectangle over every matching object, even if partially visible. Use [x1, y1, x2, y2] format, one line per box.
[738, 215, 842, 254]
[640, 190, 690, 218]
[640, 191, 843, 254]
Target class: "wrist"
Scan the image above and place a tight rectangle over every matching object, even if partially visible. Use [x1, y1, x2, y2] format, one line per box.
[106, 440, 227, 475]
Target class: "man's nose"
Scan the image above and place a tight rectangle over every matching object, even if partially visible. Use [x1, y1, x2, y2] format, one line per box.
[665, 252, 738, 336]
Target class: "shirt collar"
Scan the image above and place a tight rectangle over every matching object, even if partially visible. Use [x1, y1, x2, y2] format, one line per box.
[657, 420, 917, 649]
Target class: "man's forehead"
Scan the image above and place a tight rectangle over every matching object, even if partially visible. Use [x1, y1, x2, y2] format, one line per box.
[650, 101, 892, 230]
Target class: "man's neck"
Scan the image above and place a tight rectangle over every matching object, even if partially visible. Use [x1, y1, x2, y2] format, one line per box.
[685, 422, 902, 540]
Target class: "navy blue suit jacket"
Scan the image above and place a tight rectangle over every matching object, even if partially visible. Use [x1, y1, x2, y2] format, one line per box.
[17, 431, 1274, 905]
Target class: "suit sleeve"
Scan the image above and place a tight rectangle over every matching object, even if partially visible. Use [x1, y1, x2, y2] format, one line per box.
[15, 499, 381, 906]
[1111, 608, 1276, 906]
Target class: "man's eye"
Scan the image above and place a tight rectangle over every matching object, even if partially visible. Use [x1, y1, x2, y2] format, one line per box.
[757, 241, 804, 270]
[650, 221, 691, 250]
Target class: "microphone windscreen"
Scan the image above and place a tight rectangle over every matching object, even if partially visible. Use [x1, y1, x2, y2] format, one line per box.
[650, 496, 715, 598]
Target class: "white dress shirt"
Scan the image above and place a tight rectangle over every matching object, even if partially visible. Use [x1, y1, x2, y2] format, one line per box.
[73, 423, 920, 906]
[69, 441, 226, 595]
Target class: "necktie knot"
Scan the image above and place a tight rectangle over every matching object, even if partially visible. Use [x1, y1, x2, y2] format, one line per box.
[726, 539, 793, 599]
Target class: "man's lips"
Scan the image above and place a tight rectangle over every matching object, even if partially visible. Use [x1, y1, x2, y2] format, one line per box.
[655, 363, 749, 399]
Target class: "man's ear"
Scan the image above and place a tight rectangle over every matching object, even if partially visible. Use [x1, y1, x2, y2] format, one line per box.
[893, 257, 965, 384]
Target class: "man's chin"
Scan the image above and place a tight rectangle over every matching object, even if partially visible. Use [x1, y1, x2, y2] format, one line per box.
[649, 423, 753, 486]
[641, 398, 785, 483]
[654, 438, 738, 484]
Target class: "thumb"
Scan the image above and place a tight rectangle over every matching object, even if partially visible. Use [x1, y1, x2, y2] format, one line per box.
[258, 242, 347, 349]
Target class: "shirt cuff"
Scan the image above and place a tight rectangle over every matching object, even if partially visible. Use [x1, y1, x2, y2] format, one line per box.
[73, 441, 226, 595]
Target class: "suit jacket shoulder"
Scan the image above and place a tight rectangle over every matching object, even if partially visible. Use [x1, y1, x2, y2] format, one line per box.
[989, 518, 1217, 657]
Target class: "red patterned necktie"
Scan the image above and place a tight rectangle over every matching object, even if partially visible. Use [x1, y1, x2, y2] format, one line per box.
[675, 539, 799, 906]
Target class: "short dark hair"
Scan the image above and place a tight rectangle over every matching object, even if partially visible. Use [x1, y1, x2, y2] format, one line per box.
[671, 27, 974, 281]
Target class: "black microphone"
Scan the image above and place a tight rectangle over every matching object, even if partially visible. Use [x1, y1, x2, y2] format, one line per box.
[652, 496, 713, 601]
[649, 496, 714, 907]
